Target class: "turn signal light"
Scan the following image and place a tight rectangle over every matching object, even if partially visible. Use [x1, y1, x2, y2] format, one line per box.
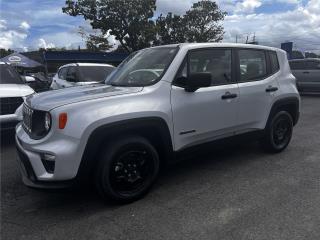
[59, 113, 68, 129]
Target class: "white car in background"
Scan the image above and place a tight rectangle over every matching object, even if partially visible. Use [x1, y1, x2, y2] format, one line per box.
[51, 63, 115, 89]
[0, 62, 34, 130]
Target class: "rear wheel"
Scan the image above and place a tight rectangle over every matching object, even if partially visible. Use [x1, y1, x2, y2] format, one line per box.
[260, 111, 293, 153]
[95, 136, 159, 203]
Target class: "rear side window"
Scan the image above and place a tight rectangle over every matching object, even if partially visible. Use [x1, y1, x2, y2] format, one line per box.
[58, 68, 68, 80]
[269, 51, 280, 74]
[238, 49, 267, 82]
[188, 49, 233, 86]
[289, 61, 305, 70]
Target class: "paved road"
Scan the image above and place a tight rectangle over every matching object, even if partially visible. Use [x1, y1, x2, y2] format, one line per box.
[1, 95, 320, 240]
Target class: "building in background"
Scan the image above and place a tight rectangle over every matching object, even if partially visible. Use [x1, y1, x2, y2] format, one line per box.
[281, 42, 294, 59]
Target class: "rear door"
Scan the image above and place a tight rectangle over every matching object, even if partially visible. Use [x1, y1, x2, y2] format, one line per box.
[236, 49, 281, 132]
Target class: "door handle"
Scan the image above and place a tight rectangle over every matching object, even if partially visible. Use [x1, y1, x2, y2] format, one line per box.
[303, 71, 310, 74]
[221, 92, 238, 100]
[266, 86, 278, 92]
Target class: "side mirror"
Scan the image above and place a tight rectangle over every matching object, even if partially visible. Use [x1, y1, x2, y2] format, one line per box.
[185, 72, 212, 92]
[24, 76, 36, 83]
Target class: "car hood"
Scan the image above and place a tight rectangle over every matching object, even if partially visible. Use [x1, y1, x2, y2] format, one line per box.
[0, 84, 35, 98]
[26, 84, 143, 111]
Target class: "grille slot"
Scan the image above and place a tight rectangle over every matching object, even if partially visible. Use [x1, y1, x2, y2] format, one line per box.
[0, 97, 23, 115]
[22, 104, 33, 134]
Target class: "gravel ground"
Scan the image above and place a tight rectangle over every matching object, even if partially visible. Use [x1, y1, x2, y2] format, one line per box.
[1, 95, 320, 240]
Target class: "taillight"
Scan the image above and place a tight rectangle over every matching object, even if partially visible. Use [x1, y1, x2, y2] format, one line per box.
[59, 113, 68, 129]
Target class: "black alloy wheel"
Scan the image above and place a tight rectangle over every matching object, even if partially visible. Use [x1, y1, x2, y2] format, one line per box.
[261, 111, 293, 153]
[95, 136, 159, 203]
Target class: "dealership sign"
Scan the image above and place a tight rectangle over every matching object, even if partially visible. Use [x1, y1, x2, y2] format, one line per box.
[8, 56, 22, 62]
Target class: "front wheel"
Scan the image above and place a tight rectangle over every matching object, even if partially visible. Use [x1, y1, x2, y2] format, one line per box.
[260, 111, 293, 153]
[95, 136, 160, 203]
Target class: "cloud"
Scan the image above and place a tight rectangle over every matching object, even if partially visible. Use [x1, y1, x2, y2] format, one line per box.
[0, 20, 7, 30]
[223, 0, 320, 53]
[37, 38, 55, 49]
[20, 21, 30, 31]
[155, 0, 239, 15]
[0, 20, 28, 50]
[156, 0, 195, 15]
[1, 0, 319, 54]
[235, 0, 262, 14]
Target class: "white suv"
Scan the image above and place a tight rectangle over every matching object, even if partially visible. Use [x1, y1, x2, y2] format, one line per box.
[0, 62, 34, 130]
[51, 63, 115, 89]
[16, 43, 300, 202]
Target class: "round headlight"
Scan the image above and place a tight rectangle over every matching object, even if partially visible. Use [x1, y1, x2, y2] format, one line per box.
[44, 112, 51, 131]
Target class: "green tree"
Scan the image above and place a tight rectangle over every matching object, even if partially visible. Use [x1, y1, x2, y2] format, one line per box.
[63, 0, 157, 53]
[155, 13, 187, 45]
[184, 0, 226, 42]
[292, 50, 304, 59]
[305, 52, 319, 58]
[78, 26, 112, 51]
[0, 48, 14, 58]
[155, 1, 226, 45]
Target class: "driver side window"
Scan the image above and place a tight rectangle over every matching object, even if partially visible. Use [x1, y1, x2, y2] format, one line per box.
[174, 49, 233, 87]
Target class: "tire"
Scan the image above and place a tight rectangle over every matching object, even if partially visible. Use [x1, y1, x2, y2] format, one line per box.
[95, 135, 160, 203]
[260, 111, 293, 153]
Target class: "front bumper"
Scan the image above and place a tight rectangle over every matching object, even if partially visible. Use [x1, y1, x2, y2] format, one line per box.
[15, 123, 83, 189]
[16, 134, 75, 188]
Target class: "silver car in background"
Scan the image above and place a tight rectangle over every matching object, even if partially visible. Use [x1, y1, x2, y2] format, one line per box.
[289, 58, 320, 92]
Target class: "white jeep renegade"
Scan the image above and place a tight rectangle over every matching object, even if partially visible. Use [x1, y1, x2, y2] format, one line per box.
[16, 43, 300, 202]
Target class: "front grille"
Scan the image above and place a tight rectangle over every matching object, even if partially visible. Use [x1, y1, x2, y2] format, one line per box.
[22, 103, 33, 134]
[0, 97, 23, 115]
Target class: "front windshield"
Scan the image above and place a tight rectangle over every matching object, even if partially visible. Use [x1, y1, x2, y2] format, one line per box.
[106, 46, 179, 87]
[0, 64, 23, 84]
[78, 66, 114, 82]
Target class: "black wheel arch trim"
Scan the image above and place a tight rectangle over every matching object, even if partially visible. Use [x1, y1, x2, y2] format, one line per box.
[75, 117, 174, 182]
[268, 96, 300, 127]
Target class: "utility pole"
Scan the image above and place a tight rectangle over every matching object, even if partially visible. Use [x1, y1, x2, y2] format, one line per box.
[236, 35, 238, 43]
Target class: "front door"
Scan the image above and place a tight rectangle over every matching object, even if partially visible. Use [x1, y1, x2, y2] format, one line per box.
[171, 48, 239, 150]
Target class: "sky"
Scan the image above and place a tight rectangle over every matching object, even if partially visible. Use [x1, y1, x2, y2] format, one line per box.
[0, 0, 319, 53]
